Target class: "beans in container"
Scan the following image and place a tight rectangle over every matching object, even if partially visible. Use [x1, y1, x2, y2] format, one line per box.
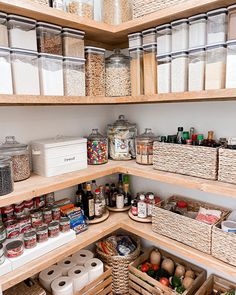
[24, 230, 37, 249]
[6, 240, 24, 258]
[0, 244, 5, 265]
[87, 129, 108, 165]
[37, 224, 48, 243]
[60, 217, 70, 233]
[0, 222, 7, 243]
[5, 220, 20, 239]
[30, 209, 43, 228]
[48, 221, 60, 238]
[17, 214, 31, 233]
[43, 207, 53, 224]
[45, 192, 55, 206]
[33, 196, 45, 209]
[52, 205, 61, 220]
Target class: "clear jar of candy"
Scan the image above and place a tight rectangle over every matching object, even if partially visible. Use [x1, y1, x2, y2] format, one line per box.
[136, 128, 156, 165]
[87, 129, 108, 165]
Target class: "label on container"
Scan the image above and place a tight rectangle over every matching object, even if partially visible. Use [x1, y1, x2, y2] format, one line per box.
[88, 199, 94, 218]
[147, 203, 153, 217]
[95, 203, 103, 217]
[138, 202, 147, 218]
[115, 139, 129, 154]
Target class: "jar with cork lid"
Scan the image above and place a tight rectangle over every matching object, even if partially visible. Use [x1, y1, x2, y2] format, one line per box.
[136, 128, 157, 165]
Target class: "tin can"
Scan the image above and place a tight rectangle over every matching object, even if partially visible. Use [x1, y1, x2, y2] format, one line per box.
[2, 205, 14, 215]
[24, 199, 34, 215]
[52, 205, 61, 220]
[0, 222, 7, 243]
[36, 224, 48, 243]
[43, 207, 53, 224]
[6, 240, 24, 258]
[17, 214, 31, 233]
[2, 213, 14, 222]
[59, 217, 70, 233]
[33, 196, 45, 209]
[24, 230, 37, 249]
[45, 192, 55, 206]
[5, 220, 20, 239]
[0, 244, 5, 265]
[48, 221, 60, 238]
[14, 201, 25, 214]
[30, 209, 43, 228]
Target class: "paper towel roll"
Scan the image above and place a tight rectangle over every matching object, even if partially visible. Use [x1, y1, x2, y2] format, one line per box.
[68, 265, 89, 292]
[72, 249, 94, 265]
[84, 258, 104, 282]
[39, 265, 63, 292]
[51, 276, 73, 295]
[57, 257, 77, 276]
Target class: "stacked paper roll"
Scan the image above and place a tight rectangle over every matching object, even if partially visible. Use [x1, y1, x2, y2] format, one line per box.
[51, 277, 73, 295]
[57, 257, 77, 276]
[84, 258, 104, 282]
[68, 265, 89, 292]
[39, 265, 63, 292]
[72, 249, 94, 265]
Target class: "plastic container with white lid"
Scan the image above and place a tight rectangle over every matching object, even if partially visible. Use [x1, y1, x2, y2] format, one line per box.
[188, 13, 207, 48]
[142, 28, 156, 45]
[171, 19, 189, 52]
[143, 43, 157, 94]
[11, 49, 40, 95]
[188, 46, 205, 91]
[157, 54, 171, 94]
[0, 47, 13, 94]
[171, 50, 188, 93]
[0, 13, 8, 47]
[156, 24, 171, 55]
[62, 28, 85, 58]
[228, 5, 236, 41]
[226, 40, 236, 88]
[128, 33, 142, 48]
[207, 8, 227, 45]
[39, 53, 64, 95]
[8, 15, 37, 51]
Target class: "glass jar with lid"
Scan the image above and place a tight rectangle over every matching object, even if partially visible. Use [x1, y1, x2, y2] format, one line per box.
[87, 129, 108, 165]
[0, 156, 13, 196]
[136, 128, 156, 165]
[105, 49, 131, 97]
[62, 28, 85, 58]
[66, 0, 94, 19]
[107, 115, 137, 160]
[103, 0, 132, 25]
[0, 136, 30, 182]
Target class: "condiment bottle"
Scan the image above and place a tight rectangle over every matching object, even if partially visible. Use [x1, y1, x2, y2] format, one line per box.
[86, 183, 94, 220]
[116, 194, 124, 209]
[147, 194, 155, 217]
[138, 194, 147, 218]
[176, 127, 184, 144]
[94, 189, 102, 218]
[131, 200, 138, 216]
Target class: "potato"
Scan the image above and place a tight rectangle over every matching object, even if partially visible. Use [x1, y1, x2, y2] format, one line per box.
[183, 277, 194, 289]
[161, 258, 175, 275]
[185, 269, 195, 279]
[175, 265, 186, 277]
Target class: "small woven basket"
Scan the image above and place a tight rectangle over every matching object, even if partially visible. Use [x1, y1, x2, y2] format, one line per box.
[218, 147, 236, 184]
[29, 0, 50, 6]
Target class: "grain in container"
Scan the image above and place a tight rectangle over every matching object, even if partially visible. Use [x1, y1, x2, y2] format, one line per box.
[136, 128, 157, 165]
[128, 33, 142, 48]
[129, 47, 144, 96]
[39, 53, 64, 95]
[30, 0, 50, 5]
[143, 43, 157, 95]
[0, 156, 13, 196]
[207, 8, 227, 45]
[228, 5, 236, 40]
[31, 136, 87, 177]
[0, 13, 8, 47]
[156, 24, 171, 55]
[188, 14, 207, 48]
[11, 49, 40, 95]
[87, 129, 108, 165]
[63, 57, 85, 96]
[62, 28, 85, 58]
[157, 54, 171, 93]
[171, 19, 189, 52]
[85, 46, 105, 96]
[205, 43, 226, 90]
[171, 51, 188, 93]
[226, 40, 236, 88]
[142, 28, 156, 45]
[0, 47, 13, 94]
[8, 15, 37, 51]
[188, 46, 205, 91]
[37, 22, 62, 55]
[103, 0, 133, 25]
[66, 0, 94, 19]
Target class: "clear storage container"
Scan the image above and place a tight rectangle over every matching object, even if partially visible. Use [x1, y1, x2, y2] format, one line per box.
[188, 14, 207, 48]
[85, 46, 105, 96]
[171, 51, 188, 93]
[52, 0, 64, 10]
[142, 28, 156, 45]
[136, 128, 156, 165]
[0, 156, 13, 196]
[156, 24, 171, 55]
[207, 8, 227, 45]
[128, 33, 142, 48]
[66, 0, 94, 19]
[157, 54, 171, 93]
[226, 40, 236, 88]
[39, 53, 64, 95]
[107, 115, 137, 160]
[102, 0, 132, 25]
[129, 47, 143, 96]
[87, 129, 108, 165]
[0, 13, 8, 47]
[228, 5, 236, 41]
[8, 15, 37, 51]
[0, 47, 13, 94]
[143, 43, 157, 95]
[63, 57, 85, 96]
[62, 28, 85, 58]
[205, 43, 226, 90]
[0, 136, 31, 182]
[171, 19, 189, 52]
[188, 47, 205, 91]
[105, 49, 131, 97]
[11, 49, 40, 95]
[37, 22, 62, 55]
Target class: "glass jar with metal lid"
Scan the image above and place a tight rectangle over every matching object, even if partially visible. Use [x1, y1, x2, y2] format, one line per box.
[87, 129, 108, 165]
[136, 128, 157, 165]
[107, 115, 137, 160]
[0, 156, 14, 196]
[105, 49, 131, 97]
[0, 137, 30, 182]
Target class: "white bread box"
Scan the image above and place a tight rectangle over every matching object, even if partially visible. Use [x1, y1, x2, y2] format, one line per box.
[31, 136, 87, 177]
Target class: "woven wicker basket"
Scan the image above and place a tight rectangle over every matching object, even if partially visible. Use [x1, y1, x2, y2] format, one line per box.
[96, 237, 141, 294]
[29, 0, 50, 6]
[218, 147, 236, 184]
[153, 142, 218, 180]
[152, 196, 228, 254]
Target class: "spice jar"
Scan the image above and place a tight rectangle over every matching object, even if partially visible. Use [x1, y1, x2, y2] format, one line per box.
[103, 0, 132, 24]
[0, 156, 13, 196]
[142, 28, 156, 45]
[0, 13, 8, 47]
[188, 14, 207, 48]
[129, 47, 144, 96]
[171, 19, 189, 52]
[188, 47, 205, 91]
[128, 33, 142, 49]
[107, 115, 137, 160]
[85, 46, 105, 96]
[136, 128, 156, 165]
[62, 28, 85, 58]
[143, 44, 157, 95]
[0, 136, 31, 182]
[171, 51, 188, 93]
[66, 0, 94, 19]
[87, 129, 108, 165]
[207, 8, 227, 45]
[156, 24, 171, 55]
[226, 40, 236, 88]
[228, 5, 236, 41]
[105, 49, 131, 97]
[0, 47, 13, 94]
[157, 54, 171, 94]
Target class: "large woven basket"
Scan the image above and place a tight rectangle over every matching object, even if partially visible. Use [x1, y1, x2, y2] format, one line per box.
[218, 147, 236, 184]
[96, 237, 141, 294]
[153, 142, 218, 180]
[152, 195, 229, 254]
[29, 0, 50, 6]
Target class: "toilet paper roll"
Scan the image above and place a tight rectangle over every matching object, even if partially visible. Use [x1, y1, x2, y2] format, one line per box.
[51, 276, 73, 295]
[72, 249, 94, 265]
[57, 257, 77, 276]
[68, 265, 89, 292]
[39, 265, 63, 292]
[84, 258, 104, 282]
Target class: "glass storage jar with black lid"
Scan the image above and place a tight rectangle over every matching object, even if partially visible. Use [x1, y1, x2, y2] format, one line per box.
[107, 115, 137, 160]
[0, 156, 13, 196]
[66, 0, 94, 19]
[87, 129, 108, 165]
[0, 136, 30, 182]
[103, 0, 132, 25]
[136, 128, 157, 165]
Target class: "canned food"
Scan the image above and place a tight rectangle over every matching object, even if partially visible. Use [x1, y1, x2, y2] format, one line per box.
[17, 214, 31, 233]
[0, 243, 5, 265]
[2, 212, 14, 222]
[24, 199, 34, 214]
[45, 192, 55, 206]
[48, 221, 60, 238]
[43, 206, 53, 224]
[59, 217, 70, 233]
[0, 223, 6, 243]
[14, 201, 25, 214]
[24, 230, 37, 249]
[30, 209, 43, 228]
[2, 205, 14, 215]
[36, 224, 48, 243]
[5, 220, 20, 239]
[52, 205, 61, 220]
[6, 240, 24, 258]
[33, 196, 45, 209]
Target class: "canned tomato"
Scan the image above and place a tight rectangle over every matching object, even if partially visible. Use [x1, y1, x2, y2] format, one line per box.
[45, 192, 55, 206]
[14, 201, 25, 214]
[30, 209, 43, 228]
[2, 205, 14, 215]
[0, 244, 5, 265]
[33, 196, 45, 209]
[24, 199, 34, 214]
[52, 205, 61, 220]
[36, 224, 48, 243]
[43, 207, 52, 224]
[2, 213, 14, 222]
[59, 217, 70, 233]
[17, 214, 31, 233]
[6, 240, 24, 258]
[48, 221, 60, 238]
[0, 222, 6, 243]
[5, 220, 20, 239]
[24, 230, 37, 249]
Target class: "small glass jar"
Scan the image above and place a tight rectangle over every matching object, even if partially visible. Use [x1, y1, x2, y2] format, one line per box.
[129, 47, 144, 96]
[226, 40, 236, 88]
[62, 28, 85, 58]
[228, 5, 236, 41]
[142, 28, 156, 45]
[128, 33, 142, 49]
[0, 156, 13, 196]
[0, 13, 8, 47]
[85, 46, 105, 96]
[0, 47, 13, 94]
[157, 54, 171, 94]
[156, 24, 171, 55]
[171, 51, 188, 93]
[205, 43, 226, 90]
[207, 8, 228, 45]
[171, 19, 189, 52]
[188, 47, 205, 91]
[87, 129, 108, 165]
[105, 49, 131, 97]
[143, 44, 157, 95]
[66, 0, 94, 19]
[136, 128, 157, 165]
[188, 14, 207, 48]
[103, 0, 132, 24]
[63, 57, 85, 96]
[0, 136, 30, 182]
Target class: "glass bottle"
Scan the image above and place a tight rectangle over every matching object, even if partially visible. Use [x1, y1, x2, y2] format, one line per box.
[94, 189, 103, 218]
[147, 194, 155, 217]
[118, 174, 124, 194]
[123, 176, 131, 206]
[86, 183, 94, 220]
[197, 134, 204, 146]
[109, 183, 117, 207]
[176, 127, 184, 144]
[87, 129, 108, 165]
[99, 185, 106, 213]
[104, 183, 110, 206]
[138, 194, 147, 218]
[75, 184, 84, 209]
[91, 179, 97, 195]
[203, 131, 218, 147]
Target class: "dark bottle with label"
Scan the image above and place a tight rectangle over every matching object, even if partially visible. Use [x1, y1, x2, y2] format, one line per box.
[203, 131, 218, 147]
[75, 184, 84, 209]
[176, 127, 184, 144]
[86, 183, 94, 220]
[123, 175, 131, 206]
[109, 183, 117, 207]
[118, 174, 124, 194]
[104, 183, 110, 206]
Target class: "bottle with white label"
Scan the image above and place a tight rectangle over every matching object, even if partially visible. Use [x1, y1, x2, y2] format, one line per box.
[138, 194, 147, 218]
[94, 189, 103, 218]
[52, 0, 64, 10]
[147, 194, 155, 217]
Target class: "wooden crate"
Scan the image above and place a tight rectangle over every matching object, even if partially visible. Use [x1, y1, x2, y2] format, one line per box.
[195, 274, 236, 295]
[129, 248, 206, 295]
[4, 279, 46, 295]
